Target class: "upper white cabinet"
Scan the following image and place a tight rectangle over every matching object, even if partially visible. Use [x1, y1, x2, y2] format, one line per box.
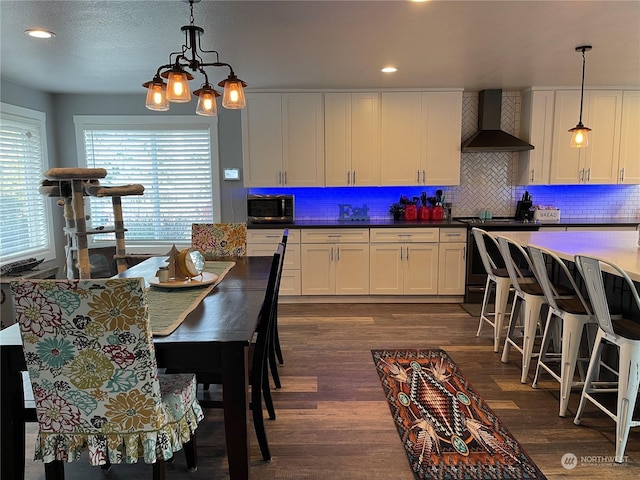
[325, 92, 380, 186]
[517, 90, 555, 185]
[242, 92, 324, 187]
[550, 90, 623, 184]
[380, 91, 463, 186]
[618, 90, 640, 184]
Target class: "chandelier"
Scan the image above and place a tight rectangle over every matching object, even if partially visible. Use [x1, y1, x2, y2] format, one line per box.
[568, 45, 592, 148]
[143, 0, 247, 116]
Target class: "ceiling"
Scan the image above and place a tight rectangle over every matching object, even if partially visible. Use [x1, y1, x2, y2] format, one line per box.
[1, 0, 639, 95]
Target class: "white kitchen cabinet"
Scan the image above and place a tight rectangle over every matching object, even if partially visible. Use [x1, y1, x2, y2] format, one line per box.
[242, 92, 324, 187]
[300, 229, 369, 295]
[618, 90, 640, 184]
[550, 90, 623, 184]
[517, 90, 555, 185]
[325, 92, 380, 186]
[246, 228, 301, 295]
[369, 228, 439, 295]
[437, 228, 466, 295]
[380, 91, 462, 186]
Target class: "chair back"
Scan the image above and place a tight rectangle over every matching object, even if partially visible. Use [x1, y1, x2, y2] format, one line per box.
[10, 277, 170, 463]
[472, 227, 503, 276]
[496, 236, 536, 295]
[575, 255, 640, 337]
[192, 223, 247, 258]
[528, 245, 590, 315]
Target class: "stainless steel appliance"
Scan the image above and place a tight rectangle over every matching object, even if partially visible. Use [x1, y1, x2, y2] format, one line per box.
[247, 194, 294, 223]
[456, 217, 540, 303]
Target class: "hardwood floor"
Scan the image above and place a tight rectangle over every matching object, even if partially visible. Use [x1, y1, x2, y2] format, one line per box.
[24, 303, 639, 479]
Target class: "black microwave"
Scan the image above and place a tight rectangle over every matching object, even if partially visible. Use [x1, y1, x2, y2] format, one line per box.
[247, 194, 294, 223]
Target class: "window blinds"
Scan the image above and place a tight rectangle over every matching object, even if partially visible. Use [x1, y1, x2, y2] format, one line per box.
[82, 128, 214, 243]
[0, 107, 54, 262]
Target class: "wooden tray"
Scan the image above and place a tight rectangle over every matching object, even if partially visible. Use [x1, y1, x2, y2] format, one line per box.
[149, 271, 218, 289]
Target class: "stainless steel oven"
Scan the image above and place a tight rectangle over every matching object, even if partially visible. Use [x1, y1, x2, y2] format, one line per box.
[457, 218, 540, 303]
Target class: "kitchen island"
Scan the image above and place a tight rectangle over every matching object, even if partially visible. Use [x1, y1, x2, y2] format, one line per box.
[492, 230, 639, 282]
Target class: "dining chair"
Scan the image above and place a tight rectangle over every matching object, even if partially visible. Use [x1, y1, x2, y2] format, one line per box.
[573, 255, 640, 463]
[472, 227, 516, 352]
[268, 229, 289, 391]
[10, 277, 204, 480]
[192, 244, 285, 462]
[191, 223, 247, 258]
[497, 235, 549, 383]
[528, 245, 597, 417]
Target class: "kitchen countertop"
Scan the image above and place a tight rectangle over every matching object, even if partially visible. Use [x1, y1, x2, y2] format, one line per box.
[247, 219, 467, 229]
[247, 217, 639, 229]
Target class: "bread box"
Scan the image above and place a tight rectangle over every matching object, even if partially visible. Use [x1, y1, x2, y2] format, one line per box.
[533, 207, 561, 223]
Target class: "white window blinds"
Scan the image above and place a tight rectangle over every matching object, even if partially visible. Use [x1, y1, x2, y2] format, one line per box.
[0, 104, 55, 263]
[80, 123, 215, 243]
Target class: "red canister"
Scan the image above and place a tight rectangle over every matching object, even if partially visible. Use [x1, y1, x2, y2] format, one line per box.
[431, 205, 445, 220]
[403, 204, 418, 221]
[418, 206, 431, 220]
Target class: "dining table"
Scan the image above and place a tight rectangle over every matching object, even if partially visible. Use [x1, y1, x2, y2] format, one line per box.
[0, 254, 272, 480]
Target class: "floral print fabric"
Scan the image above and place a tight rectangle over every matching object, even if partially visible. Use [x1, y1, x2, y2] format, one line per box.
[192, 223, 247, 258]
[11, 278, 204, 466]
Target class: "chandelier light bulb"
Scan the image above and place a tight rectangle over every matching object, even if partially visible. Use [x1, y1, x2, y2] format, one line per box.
[166, 70, 191, 103]
[196, 90, 218, 116]
[220, 77, 247, 109]
[144, 78, 169, 111]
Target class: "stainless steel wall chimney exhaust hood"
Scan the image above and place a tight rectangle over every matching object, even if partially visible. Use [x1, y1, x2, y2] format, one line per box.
[461, 89, 534, 152]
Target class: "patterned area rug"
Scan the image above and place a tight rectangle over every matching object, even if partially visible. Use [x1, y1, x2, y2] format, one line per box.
[372, 349, 547, 480]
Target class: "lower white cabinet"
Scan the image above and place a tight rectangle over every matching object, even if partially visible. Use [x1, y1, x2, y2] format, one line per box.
[370, 243, 439, 295]
[300, 229, 370, 295]
[246, 228, 301, 295]
[437, 228, 467, 295]
[369, 228, 439, 295]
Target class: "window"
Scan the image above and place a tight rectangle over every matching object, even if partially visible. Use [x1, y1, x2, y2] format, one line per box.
[75, 116, 220, 249]
[0, 103, 55, 264]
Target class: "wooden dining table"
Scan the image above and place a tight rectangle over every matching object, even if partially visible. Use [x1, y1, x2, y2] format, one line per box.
[0, 255, 272, 480]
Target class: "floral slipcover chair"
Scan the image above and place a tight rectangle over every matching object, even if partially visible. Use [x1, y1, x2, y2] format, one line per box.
[10, 277, 204, 474]
[191, 223, 247, 258]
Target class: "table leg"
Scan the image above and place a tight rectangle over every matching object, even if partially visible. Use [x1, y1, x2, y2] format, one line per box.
[222, 343, 250, 480]
[1, 345, 27, 480]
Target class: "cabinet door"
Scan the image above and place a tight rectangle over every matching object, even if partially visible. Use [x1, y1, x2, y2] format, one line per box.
[335, 244, 370, 295]
[403, 244, 439, 295]
[325, 93, 352, 186]
[550, 90, 583, 184]
[583, 90, 622, 184]
[351, 93, 380, 186]
[369, 244, 403, 294]
[518, 90, 554, 185]
[282, 93, 325, 186]
[618, 90, 640, 184]
[438, 243, 466, 295]
[380, 92, 423, 185]
[422, 92, 462, 185]
[242, 93, 282, 187]
[301, 244, 335, 295]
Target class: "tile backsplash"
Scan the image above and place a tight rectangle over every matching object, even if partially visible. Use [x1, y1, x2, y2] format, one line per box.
[249, 91, 640, 221]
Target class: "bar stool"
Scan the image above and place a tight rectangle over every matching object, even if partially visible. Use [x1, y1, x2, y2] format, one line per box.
[574, 255, 640, 463]
[472, 227, 515, 352]
[497, 236, 548, 383]
[528, 246, 596, 417]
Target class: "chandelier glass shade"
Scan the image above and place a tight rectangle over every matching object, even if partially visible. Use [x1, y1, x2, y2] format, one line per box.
[569, 45, 592, 148]
[143, 0, 246, 116]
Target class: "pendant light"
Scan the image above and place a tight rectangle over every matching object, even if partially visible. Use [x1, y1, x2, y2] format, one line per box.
[143, 0, 247, 114]
[569, 45, 592, 148]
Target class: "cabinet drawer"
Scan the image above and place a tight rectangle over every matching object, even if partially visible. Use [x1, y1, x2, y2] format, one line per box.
[301, 228, 369, 243]
[370, 228, 439, 243]
[439, 228, 467, 243]
[247, 228, 300, 244]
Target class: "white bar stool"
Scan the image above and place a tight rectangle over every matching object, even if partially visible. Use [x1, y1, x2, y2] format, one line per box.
[574, 255, 640, 464]
[472, 227, 514, 352]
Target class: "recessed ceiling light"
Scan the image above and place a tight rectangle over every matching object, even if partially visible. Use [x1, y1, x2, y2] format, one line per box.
[381, 67, 398, 73]
[25, 29, 56, 39]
